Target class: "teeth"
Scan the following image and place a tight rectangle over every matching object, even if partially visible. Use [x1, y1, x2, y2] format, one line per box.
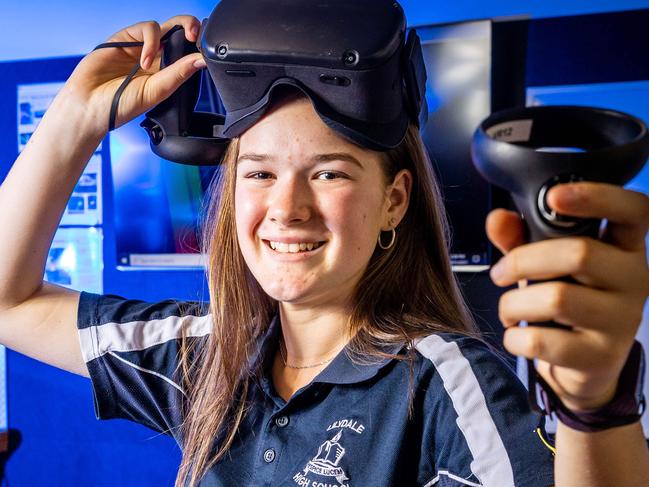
[268, 241, 321, 253]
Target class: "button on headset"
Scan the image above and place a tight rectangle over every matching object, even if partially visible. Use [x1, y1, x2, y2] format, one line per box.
[319, 74, 351, 87]
[342, 49, 359, 66]
[217, 43, 228, 59]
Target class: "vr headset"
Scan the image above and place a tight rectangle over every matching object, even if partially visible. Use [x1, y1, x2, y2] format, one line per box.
[136, 0, 428, 165]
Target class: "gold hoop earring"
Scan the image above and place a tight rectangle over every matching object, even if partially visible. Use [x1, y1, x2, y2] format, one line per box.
[378, 228, 396, 250]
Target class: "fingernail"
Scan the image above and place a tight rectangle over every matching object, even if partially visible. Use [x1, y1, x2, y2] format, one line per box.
[191, 25, 199, 39]
[141, 55, 151, 70]
[490, 259, 505, 282]
[193, 57, 207, 69]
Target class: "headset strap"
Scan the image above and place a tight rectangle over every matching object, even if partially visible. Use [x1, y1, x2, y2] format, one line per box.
[403, 29, 428, 129]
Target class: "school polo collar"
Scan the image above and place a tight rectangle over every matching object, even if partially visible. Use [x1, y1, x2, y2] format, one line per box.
[250, 315, 406, 387]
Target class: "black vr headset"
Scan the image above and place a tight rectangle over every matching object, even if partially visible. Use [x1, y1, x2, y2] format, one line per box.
[115, 0, 429, 165]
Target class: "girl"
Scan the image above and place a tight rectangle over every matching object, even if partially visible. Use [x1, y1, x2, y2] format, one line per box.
[0, 11, 648, 487]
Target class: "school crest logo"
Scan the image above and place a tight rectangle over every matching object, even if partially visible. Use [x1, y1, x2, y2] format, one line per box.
[292, 418, 365, 487]
[303, 430, 349, 483]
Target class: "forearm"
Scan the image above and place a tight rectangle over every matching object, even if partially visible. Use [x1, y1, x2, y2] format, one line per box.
[554, 421, 649, 486]
[0, 84, 104, 308]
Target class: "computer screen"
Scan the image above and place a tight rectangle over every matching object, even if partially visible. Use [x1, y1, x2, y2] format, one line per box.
[111, 73, 220, 270]
[416, 20, 493, 271]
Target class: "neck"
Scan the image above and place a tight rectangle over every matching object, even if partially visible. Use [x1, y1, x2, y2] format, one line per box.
[278, 302, 353, 365]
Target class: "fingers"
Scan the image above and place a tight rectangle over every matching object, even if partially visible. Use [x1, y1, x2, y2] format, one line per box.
[107, 16, 201, 71]
[547, 182, 649, 251]
[141, 16, 202, 74]
[102, 16, 205, 110]
[485, 208, 527, 254]
[503, 325, 619, 371]
[141, 17, 204, 102]
[486, 182, 649, 256]
[142, 52, 205, 107]
[160, 15, 202, 43]
[136, 22, 161, 70]
[498, 281, 642, 333]
[486, 182, 649, 411]
[489, 237, 636, 290]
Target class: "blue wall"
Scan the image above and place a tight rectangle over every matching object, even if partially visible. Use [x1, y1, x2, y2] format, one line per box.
[1, 0, 649, 61]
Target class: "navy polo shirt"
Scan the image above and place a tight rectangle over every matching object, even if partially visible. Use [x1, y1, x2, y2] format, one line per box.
[77, 292, 555, 487]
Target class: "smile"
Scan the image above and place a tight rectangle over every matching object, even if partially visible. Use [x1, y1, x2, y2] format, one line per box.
[266, 241, 325, 253]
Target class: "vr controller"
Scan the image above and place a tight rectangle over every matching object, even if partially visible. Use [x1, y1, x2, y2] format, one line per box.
[471, 105, 649, 412]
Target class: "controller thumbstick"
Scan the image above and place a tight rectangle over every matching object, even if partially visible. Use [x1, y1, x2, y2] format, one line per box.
[536, 174, 585, 230]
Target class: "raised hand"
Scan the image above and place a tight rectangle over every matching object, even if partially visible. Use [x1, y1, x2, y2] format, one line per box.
[486, 182, 649, 411]
[64, 15, 206, 134]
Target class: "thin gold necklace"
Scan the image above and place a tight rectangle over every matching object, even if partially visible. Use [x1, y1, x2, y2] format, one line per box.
[278, 339, 342, 369]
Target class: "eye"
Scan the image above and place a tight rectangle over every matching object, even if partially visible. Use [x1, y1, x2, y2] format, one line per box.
[315, 171, 346, 181]
[246, 171, 274, 180]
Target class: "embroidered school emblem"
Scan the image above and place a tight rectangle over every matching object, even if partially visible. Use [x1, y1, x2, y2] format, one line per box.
[303, 430, 349, 483]
[292, 417, 365, 487]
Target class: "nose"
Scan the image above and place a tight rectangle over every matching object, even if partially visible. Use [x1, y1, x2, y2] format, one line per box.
[267, 176, 312, 225]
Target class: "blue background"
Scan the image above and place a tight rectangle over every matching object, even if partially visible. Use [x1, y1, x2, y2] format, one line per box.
[1, 2, 649, 486]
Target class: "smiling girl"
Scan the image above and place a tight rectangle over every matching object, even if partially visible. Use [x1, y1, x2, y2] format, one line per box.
[0, 6, 648, 487]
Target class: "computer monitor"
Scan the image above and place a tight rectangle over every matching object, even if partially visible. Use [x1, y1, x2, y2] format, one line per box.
[111, 73, 220, 270]
[415, 20, 493, 272]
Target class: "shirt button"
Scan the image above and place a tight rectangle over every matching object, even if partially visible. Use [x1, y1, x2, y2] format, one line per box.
[263, 448, 276, 463]
[275, 415, 289, 428]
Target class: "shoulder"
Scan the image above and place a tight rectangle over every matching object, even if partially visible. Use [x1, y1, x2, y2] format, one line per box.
[413, 331, 515, 369]
[412, 332, 518, 387]
[411, 332, 528, 417]
[75, 292, 213, 434]
[410, 332, 555, 487]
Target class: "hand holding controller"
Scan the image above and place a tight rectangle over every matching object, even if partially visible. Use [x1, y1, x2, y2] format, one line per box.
[472, 105, 649, 429]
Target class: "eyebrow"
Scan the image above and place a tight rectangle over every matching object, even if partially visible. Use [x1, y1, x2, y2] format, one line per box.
[237, 152, 364, 169]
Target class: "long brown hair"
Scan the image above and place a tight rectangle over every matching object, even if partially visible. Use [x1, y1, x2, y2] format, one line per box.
[175, 116, 479, 487]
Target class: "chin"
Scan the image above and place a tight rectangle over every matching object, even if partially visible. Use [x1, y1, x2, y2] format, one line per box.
[259, 280, 317, 304]
[262, 287, 307, 304]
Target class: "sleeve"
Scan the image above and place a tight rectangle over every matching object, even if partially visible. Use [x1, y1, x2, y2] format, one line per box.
[76, 291, 212, 438]
[416, 334, 555, 487]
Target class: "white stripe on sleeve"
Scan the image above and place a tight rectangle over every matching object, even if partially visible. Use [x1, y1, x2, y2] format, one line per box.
[78, 313, 212, 363]
[415, 335, 514, 487]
